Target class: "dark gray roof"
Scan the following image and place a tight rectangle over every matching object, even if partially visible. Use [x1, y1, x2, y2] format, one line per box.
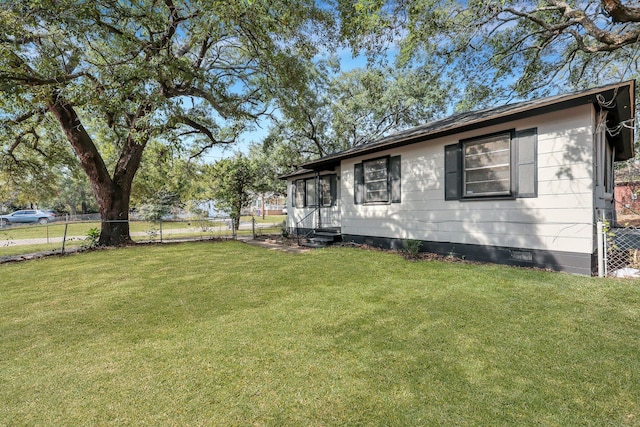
[278, 168, 315, 180]
[292, 80, 635, 174]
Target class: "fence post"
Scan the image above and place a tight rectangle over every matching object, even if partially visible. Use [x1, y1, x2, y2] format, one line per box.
[61, 223, 69, 255]
[252, 216, 256, 239]
[159, 219, 163, 243]
[597, 220, 604, 277]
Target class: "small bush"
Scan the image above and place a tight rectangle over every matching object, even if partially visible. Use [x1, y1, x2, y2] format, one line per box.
[402, 239, 422, 259]
[85, 228, 100, 248]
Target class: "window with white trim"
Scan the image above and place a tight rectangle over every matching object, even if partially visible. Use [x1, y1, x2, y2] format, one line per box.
[445, 129, 537, 200]
[463, 133, 511, 197]
[364, 158, 389, 202]
[295, 180, 305, 207]
[305, 178, 316, 207]
[320, 175, 337, 206]
[354, 156, 401, 204]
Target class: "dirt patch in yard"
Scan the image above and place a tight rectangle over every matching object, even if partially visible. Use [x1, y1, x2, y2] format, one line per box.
[243, 237, 310, 254]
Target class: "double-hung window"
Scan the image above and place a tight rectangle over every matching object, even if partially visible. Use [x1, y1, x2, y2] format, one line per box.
[320, 175, 337, 206]
[445, 128, 537, 200]
[354, 156, 401, 204]
[294, 180, 306, 207]
[305, 178, 317, 207]
[463, 133, 512, 197]
[364, 158, 389, 202]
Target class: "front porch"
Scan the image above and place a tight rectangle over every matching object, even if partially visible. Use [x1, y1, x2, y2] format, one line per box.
[293, 205, 342, 248]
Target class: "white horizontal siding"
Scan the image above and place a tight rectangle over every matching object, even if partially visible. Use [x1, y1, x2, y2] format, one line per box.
[339, 104, 596, 254]
[287, 207, 316, 229]
[285, 169, 342, 230]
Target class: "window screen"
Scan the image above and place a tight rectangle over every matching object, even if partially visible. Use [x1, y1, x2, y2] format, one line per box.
[463, 133, 511, 197]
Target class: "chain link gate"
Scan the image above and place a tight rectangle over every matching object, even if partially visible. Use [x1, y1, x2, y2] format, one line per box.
[599, 221, 640, 278]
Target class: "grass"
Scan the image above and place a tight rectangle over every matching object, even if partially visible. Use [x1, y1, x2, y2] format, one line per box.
[1, 242, 639, 425]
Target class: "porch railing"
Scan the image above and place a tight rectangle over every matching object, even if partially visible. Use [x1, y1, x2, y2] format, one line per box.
[295, 207, 319, 245]
[320, 207, 341, 229]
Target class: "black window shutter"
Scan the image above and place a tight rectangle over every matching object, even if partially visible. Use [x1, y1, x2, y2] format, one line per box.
[354, 163, 364, 204]
[330, 175, 338, 206]
[291, 181, 296, 207]
[516, 128, 537, 198]
[444, 144, 461, 200]
[390, 156, 401, 203]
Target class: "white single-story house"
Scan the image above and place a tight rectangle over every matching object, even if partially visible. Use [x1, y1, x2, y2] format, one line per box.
[281, 81, 635, 275]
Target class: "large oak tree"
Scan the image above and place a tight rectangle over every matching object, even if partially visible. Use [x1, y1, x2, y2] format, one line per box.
[0, 0, 334, 245]
[340, 0, 640, 106]
[441, 0, 640, 100]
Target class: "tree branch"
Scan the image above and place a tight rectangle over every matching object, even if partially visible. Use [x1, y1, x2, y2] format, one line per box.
[1, 71, 88, 86]
[505, 1, 640, 53]
[602, 0, 640, 22]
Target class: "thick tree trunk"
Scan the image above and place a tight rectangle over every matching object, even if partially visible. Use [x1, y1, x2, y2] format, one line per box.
[47, 93, 144, 246]
[97, 137, 145, 246]
[96, 183, 133, 246]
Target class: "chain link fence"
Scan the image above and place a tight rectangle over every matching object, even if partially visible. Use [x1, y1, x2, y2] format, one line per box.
[601, 223, 640, 278]
[0, 215, 286, 262]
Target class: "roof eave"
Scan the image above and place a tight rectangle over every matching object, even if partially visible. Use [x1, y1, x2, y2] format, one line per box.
[277, 168, 315, 180]
[607, 80, 635, 161]
[300, 80, 636, 169]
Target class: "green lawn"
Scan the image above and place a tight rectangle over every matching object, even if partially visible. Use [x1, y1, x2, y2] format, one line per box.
[1, 242, 639, 425]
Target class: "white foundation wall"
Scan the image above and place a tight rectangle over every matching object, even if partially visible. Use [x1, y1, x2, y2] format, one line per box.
[340, 104, 596, 254]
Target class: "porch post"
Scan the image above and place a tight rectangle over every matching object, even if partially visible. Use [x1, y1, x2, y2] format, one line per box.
[316, 172, 321, 229]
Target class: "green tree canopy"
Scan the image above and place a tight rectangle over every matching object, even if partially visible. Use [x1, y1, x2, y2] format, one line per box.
[339, 0, 640, 106]
[44, 167, 98, 216]
[206, 154, 257, 231]
[130, 141, 200, 211]
[0, 0, 335, 245]
[248, 143, 287, 198]
[264, 63, 449, 167]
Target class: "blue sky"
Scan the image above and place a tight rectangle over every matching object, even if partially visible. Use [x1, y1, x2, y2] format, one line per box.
[200, 49, 371, 163]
